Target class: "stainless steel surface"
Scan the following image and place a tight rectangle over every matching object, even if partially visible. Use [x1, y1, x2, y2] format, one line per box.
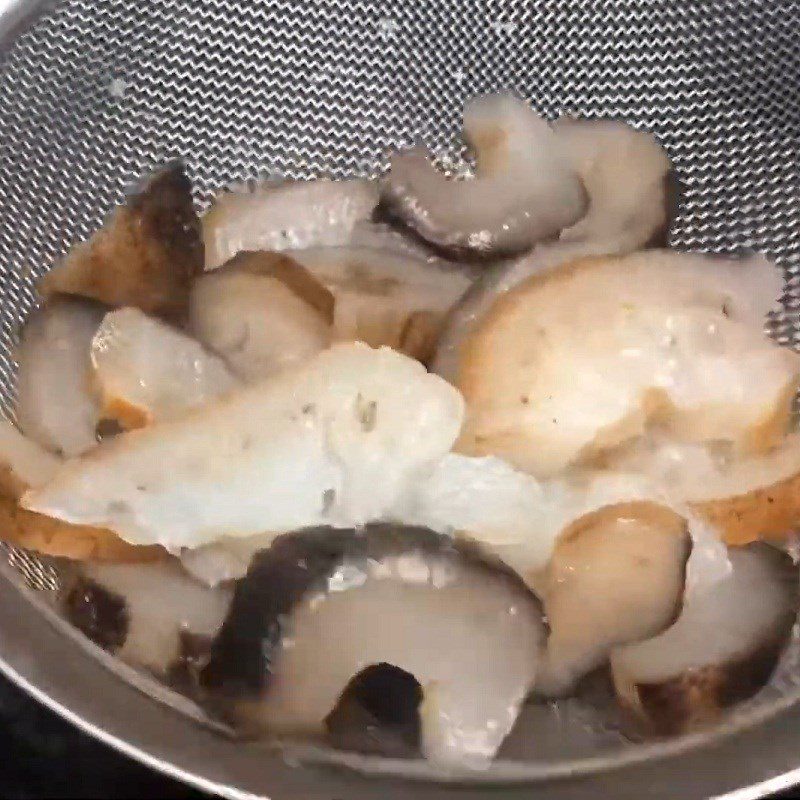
[0, 0, 799, 797]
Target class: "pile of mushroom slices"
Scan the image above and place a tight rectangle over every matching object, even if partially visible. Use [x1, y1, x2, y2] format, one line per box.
[3, 92, 799, 769]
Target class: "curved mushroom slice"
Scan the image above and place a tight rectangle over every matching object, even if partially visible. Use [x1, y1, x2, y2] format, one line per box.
[457, 251, 797, 478]
[382, 94, 585, 259]
[39, 163, 203, 321]
[23, 343, 464, 550]
[16, 297, 106, 457]
[534, 502, 689, 697]
[554, 118, 675, 250]
[610, 544, 796, 735]
[203, 179, 380, 270]
[92, 308, 238, 429]
[189, 251, 334, 382]
[289, 246, 473, 362]
[200, 524, 544, 767]
[66, 560, 232, 673]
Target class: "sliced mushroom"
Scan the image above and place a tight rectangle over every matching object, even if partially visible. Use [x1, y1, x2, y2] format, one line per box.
[456, 252, 797, 478]
[398, 452, 557, 573]
[189, 251, 334, 382]
[66, 560, 232, 673]
[39, 163, 203, 321]
[200, 524, 544, 767]
[554, 118, 675, 250]
[0, 420, 61, 496]
[431, 120, 675, 381]
[16, 297, 106, 457]
[91, 307, 238, 429]
[203, 179, 380, 270]
[534, 502, 689, 697]
[24, 343, 464, 550]
[289, 245, 473, 362]
[610, 544, 796, 735]
[0, 420, 161, 562]
[382, 94, 585, 259]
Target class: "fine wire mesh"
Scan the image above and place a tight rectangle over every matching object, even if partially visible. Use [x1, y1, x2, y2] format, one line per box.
[0, 0, 798, 765]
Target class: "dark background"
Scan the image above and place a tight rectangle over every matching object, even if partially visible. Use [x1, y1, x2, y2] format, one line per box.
[0, 675, 200, 799]
[1, 672, 799, 800]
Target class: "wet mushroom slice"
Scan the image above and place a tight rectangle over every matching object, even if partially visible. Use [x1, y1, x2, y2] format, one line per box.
[456, 251, 798, 478]
[16, 297, 106, 457]
[91, 307, 238, 429]
[38, 162, 203, 321]
[381, 94, 586, 259]
[200, 524, 544, 767]
[610, 544, 797, 736]
[289, 245, 474, 363]
[431, 120, 675, 382]
[66, 560, 233, 674]
[189, 250, 334, 382]
[203, 178, 380, 270]
[0, 422, 162, 562]
[23, 343, 464, 550]
[534, 502, 689, 697]
[554, 117, 676, 250]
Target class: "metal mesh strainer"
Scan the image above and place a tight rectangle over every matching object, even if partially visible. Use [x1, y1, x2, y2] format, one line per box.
[1, 1, 800, 797]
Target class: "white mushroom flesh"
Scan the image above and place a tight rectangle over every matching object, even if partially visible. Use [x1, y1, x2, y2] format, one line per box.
[189, 268, 332, 382]
[16, 299, 105, 457]
[203, 179, 379, 270]
[202, 526, 545, 768]
[289, 245, 472, 354]
[24, 343, 464, 549]
[91, 307, 238, 427]
[555, 117, 673, 250]
[0, 420, 61, 491]
[613, 546, 793, 684]
[263, 553, 542, 766]
[610, 545, 796, 732]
